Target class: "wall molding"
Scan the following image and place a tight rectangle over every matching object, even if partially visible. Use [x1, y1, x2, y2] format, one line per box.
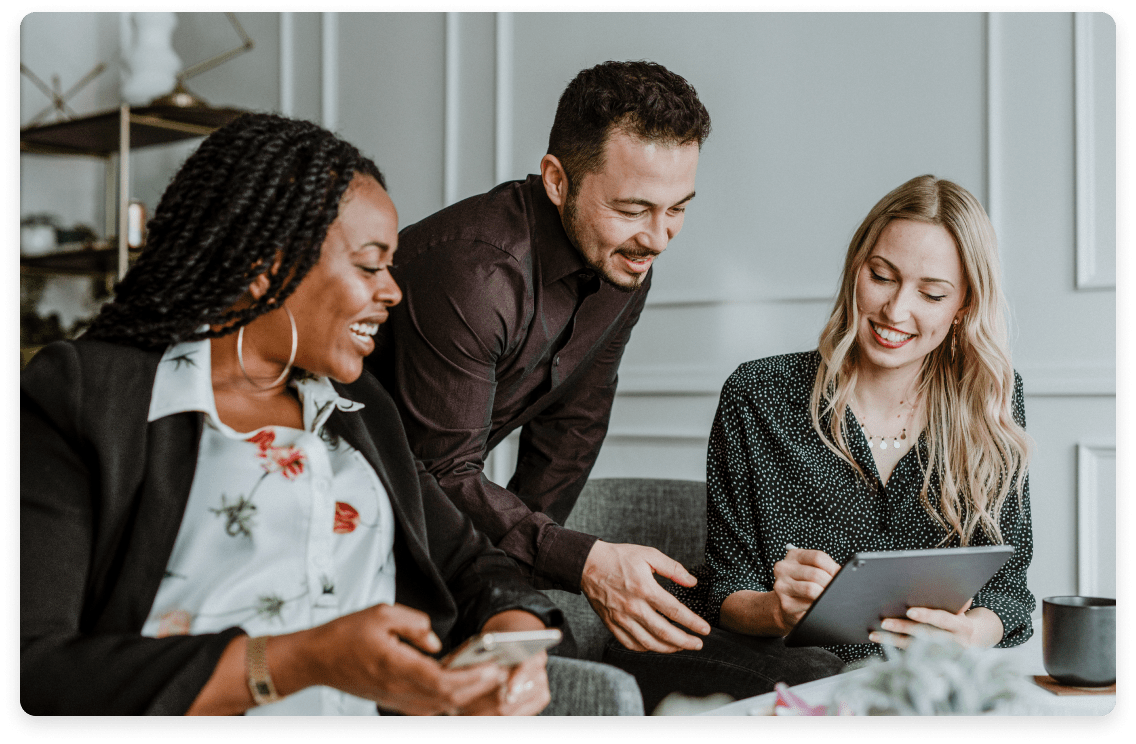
[605, 430, 710, 444]
[1077, 443, 1116, 596]
[1074, 12, 1111, 290]
[494, 12, 514, 185]
[443, 12, 461, 207]
[643, 293, 833, 309]
[320, 12, 338, 131]
[615, 361, 1114, 397]
[1015, 363, 1115, 397]
[278, 12, 294, 116]
[985, 11, 1003, 239]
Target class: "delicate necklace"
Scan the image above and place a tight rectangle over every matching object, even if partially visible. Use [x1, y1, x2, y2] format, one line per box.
[858, 418, 907, 451]
[855, 395, 917, 452]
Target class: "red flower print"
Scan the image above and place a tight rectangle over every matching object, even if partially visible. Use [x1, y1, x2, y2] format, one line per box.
[255, 443, 307, 479]
[334, 502, 359, 534]
[157, 609, 192, 637]
[246, 430, 275, 451]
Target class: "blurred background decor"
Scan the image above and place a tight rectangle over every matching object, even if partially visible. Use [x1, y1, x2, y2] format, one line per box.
[20, 12, 253, 365]
[120, 12, 181, 105]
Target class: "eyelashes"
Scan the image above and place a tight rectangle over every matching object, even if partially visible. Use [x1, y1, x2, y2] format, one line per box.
[869, 269, 946, 301]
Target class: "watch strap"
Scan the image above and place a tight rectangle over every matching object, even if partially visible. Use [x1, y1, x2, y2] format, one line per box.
[246, 635, 282, 706]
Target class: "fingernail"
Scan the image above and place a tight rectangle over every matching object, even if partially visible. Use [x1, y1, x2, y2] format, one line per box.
[869, 633, 880, 643]
[905, 608, 918, 620]
[881, 620, 893, 631]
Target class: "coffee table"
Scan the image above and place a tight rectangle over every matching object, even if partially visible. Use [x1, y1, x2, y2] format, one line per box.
[701, 640, 1115, 715]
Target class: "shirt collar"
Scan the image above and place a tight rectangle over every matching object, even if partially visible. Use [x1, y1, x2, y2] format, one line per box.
[526, 175, 593, 287]
[148, 339, 365, 435]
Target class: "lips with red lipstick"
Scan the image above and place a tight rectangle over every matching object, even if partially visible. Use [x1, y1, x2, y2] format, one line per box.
[869, 320, 916, 349]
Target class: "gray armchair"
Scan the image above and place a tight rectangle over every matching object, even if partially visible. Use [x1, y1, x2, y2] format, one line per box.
[539, 478, 708, 715]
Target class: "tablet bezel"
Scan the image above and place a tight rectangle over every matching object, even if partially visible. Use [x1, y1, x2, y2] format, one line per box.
[783, 545, 1014, 648]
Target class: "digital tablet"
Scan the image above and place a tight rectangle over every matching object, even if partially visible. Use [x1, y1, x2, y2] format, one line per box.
[783, 545, 1013, 647]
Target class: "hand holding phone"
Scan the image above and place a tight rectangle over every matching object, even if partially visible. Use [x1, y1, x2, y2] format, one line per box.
[442, 629, 562, 669]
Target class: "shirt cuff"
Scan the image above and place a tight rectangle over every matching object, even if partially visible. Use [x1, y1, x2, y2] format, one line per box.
[534, 525, 598, 592]
[972, 593, 1035, 648]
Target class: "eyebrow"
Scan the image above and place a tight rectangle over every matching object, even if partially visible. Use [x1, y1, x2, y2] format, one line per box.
[611, 191, 697, 209]
[352, 241, 394, 255]
[870, 255, 955, 288]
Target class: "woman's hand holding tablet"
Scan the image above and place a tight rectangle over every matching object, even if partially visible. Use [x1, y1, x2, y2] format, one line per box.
[770, 546, 841, 634]
[869, 599, 1005, 649]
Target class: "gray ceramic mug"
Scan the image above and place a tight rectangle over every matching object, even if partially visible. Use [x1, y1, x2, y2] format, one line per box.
[1042, 596, 1115, 686]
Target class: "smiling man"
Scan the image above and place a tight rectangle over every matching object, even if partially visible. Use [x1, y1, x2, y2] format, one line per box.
[366, 61, 712, 657]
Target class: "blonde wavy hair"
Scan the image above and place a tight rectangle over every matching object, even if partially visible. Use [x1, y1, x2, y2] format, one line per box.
[810, 175, 1031, 546]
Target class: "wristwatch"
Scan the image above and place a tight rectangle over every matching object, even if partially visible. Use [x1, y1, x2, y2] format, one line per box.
[246, 635, 282, 706]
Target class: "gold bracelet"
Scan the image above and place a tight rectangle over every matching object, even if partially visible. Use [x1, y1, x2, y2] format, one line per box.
[246, 635, 282, 706]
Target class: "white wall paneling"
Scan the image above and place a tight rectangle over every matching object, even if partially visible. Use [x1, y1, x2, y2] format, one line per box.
[320, 12, 338, 132]
[1073, 12, 1116, 290]
[486, 431, 520, 488]
[1076, 444, 1116, 597]
[494, 12, 515, 185]
[1016, 363, 1115, 397]
[985, 11, 1003, 236]
[279, 12, 294, 117]
[443, 12, 461, 207]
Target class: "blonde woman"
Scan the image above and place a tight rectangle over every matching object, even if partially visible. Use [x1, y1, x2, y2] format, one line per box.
[702, 174, 1034, 664]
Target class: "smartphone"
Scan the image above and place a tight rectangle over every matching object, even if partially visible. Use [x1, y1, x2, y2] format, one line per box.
[442, 629, 562, 669]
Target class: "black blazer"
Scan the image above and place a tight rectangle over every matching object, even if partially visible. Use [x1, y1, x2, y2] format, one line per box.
[21, 340, 560, 715]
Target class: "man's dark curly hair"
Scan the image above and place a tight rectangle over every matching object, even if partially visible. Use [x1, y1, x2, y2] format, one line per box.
[83, 112, 385, 350]
[547, 60, 711, 197]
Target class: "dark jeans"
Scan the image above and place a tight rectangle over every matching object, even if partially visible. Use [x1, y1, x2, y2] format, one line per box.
[601, 627, 845, 714]
[546, 614, 579, 659]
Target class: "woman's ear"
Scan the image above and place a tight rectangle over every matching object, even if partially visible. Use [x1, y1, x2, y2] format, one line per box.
[247, 271, 272, 300]
[540, 154, 569, 209]
[246, 252, 285, 301]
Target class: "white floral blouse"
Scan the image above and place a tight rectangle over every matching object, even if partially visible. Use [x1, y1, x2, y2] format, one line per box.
[141, 339, 396, 715]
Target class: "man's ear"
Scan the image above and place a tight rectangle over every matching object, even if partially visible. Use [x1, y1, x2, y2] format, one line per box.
[540, 154, 569, 209]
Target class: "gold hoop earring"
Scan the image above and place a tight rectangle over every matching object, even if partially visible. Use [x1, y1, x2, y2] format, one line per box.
[950, 317, 959, 362]
[237, 305, 297, 389]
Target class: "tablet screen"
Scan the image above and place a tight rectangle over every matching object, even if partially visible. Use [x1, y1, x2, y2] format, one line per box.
[783, 545, 1013, 647]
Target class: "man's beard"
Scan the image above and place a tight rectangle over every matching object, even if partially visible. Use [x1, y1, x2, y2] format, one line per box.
[562, 193, 649, 294]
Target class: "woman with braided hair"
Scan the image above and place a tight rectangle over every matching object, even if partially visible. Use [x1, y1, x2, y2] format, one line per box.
[22, 113, 560, 715]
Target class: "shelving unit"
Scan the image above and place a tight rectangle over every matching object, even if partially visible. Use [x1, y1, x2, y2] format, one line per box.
[20, 102, 245, 364]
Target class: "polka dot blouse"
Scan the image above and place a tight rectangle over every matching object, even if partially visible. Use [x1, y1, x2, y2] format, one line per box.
[688, 351, 1034, 663]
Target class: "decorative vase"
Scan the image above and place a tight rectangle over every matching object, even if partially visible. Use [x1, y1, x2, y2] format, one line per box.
[121, 12, 182, 106]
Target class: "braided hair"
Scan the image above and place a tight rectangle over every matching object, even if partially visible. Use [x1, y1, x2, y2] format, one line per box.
[84, 113, 385, 350]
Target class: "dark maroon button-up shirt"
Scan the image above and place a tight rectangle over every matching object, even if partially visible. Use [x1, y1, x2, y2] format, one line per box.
[367, 175, 649, 591]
